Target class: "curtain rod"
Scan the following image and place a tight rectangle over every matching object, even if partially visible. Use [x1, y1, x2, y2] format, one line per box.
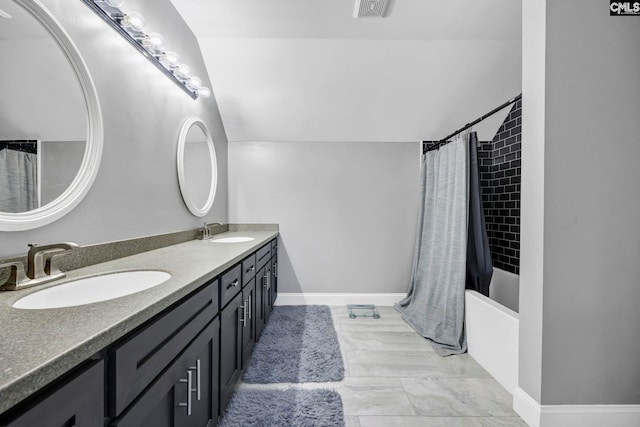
[422, 93, 522, 154]
[0, 140, 38, 154]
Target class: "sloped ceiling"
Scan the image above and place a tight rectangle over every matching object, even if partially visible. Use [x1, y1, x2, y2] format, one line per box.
[171, 0, 521, 142]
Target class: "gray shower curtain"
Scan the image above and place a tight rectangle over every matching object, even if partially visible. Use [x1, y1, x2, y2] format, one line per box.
[0, 147, 38, 213]
[396, 133, 469, 356]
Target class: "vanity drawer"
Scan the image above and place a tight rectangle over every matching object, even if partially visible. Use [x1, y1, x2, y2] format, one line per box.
[256, 243, 272, 271]
[108, 280, 218, 417]
[0, 360, 104, 427]
[271, 238, 278, 254]
[242, 254, 256, 286]
[220, 264, 242, 308]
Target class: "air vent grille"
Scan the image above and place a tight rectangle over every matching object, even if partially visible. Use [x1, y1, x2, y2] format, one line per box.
[354, 0, 391, 18]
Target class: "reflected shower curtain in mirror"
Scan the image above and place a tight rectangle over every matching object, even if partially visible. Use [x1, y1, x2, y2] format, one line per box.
[0, 147, 38, 213]
[396, 133, 469, 356]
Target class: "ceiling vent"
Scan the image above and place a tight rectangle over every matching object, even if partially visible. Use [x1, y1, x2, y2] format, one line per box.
[354, 0, 391, 18]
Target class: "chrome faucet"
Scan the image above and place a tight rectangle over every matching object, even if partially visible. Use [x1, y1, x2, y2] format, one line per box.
[199, 222, 223, 240]
[0, 242, 79, 291]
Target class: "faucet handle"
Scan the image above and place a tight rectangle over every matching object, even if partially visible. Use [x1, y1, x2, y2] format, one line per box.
[26, 242, 79, 279]
[0, 261, 29, 291]
[43, 249, 68, 276]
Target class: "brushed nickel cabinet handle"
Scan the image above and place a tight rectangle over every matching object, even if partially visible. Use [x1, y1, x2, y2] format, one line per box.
[188, 359, 201, 401]
[178, 370, 193, 415]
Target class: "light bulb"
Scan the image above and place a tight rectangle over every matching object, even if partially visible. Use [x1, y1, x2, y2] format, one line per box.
[197, 87, 211, 99]
[175, 64, 192, 80]
[122, 11, 145, 32]
[159, 51, 179, 69]
[143, 32, 164, 54]
[104, 0, 124, 8]
[186, 76, 202, 91]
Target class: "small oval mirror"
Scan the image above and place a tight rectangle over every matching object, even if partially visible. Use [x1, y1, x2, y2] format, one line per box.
[177, 117, 217, 217]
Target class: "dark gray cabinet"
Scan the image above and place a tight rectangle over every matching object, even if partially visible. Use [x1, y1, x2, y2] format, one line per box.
[110, 318, 219, 427]
[271, 240, 278, 305]
[255, 264, 266, 338]
[241, 278, 256, 369]
[0, 237, 279, 427]
[108, 282, 218, 416]
[0, 360, 104, 427]
[241, 254, 256, 286]
[109, 280, 219, 426]
[220, 265, 242, 309]
[219, 291, 243, 413]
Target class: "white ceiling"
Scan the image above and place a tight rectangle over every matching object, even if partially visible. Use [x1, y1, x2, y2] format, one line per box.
[171, 0, 522, 142]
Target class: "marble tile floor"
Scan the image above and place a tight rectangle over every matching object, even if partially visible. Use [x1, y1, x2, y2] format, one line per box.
[236, 305, 527, 427]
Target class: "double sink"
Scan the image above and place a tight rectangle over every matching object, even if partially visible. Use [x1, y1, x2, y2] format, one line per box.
[9, 236, 255, 310]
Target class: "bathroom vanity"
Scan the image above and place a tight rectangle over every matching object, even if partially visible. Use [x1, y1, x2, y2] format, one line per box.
[0, 228, 278, 426]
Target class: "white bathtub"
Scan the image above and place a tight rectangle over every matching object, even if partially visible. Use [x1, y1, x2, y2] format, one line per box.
[465, 268, 519, 395]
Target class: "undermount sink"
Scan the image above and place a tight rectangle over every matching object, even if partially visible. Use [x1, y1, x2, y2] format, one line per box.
[13, 270, 171, 310]
[210, 236, 255, 243]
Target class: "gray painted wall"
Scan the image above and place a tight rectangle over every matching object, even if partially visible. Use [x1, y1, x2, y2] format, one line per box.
[541, 0, 640, 405]
[0, 0, 228, 258]
[521, 0, 640, 406]
[518, 0, 545, 403]
[228, 141, 419, 294]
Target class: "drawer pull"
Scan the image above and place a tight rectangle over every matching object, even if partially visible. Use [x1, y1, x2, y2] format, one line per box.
[188, 359, 201, 401]
[246, 265, 255, 273]
[227, 279, 239, 289]
[178, 370, 193, 415]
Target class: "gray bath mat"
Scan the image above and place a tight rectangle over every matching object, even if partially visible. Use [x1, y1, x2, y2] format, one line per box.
[243, 305, 344, 383]
[219, 388, 345, 427]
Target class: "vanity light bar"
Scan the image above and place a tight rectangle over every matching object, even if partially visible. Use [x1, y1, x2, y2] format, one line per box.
[80, 0, 211, 100]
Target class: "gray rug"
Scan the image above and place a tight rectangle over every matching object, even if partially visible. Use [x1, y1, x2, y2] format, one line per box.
[243, 305, 344, 383]
[219, 388, 345, 427]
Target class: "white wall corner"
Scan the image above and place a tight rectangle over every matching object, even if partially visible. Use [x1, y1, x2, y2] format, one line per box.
[275, 293, 406, 306]
[513, 387, 640, 427]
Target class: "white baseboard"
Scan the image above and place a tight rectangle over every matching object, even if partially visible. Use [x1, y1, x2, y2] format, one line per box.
[513, 387, 541, 426]
[274, 293, 406, 306]
[513, 387, 640, 427]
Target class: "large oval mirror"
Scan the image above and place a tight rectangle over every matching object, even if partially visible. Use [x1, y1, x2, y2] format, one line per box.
[0, 0, 102, 231]
[177, 117, 217, 217]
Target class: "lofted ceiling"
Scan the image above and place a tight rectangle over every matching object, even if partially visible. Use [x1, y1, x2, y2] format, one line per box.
[171, 0, 522, 142]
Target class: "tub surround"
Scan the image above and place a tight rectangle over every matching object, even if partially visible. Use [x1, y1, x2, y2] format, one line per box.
[0, 225, 278, 415]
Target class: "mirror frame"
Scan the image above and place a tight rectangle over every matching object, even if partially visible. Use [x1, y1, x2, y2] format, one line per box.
[0, 0, 103, 231]
[176, 117, 217, 217]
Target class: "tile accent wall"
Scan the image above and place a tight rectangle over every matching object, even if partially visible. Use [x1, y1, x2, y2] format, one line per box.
[478, 100, 522, 274]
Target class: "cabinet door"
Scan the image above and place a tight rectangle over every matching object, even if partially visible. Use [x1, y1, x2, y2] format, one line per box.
[241, 279, 256, 369]
[271, 254, 278, 305]
[111, 319, 218, 427]
[263, 263, 273, 322]
[219, 292, 243, 413]
[255, 265, 266, 338]
[0, 361, 104, 427]
[108, 282, 217, 417]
